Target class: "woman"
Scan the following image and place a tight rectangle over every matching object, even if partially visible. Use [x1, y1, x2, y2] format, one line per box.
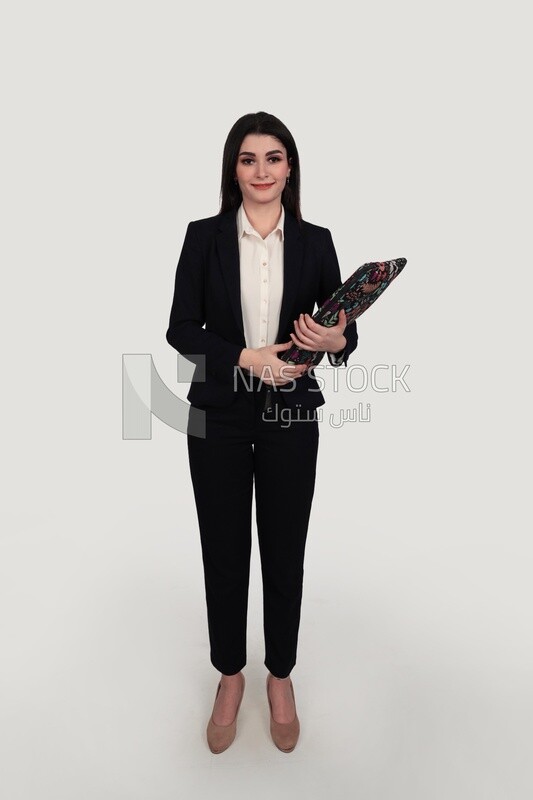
[166, 112, 359, 753]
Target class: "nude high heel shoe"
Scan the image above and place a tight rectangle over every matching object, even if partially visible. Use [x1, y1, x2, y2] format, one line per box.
[206, 673, 245, 754]
[266, 673, 300, 752]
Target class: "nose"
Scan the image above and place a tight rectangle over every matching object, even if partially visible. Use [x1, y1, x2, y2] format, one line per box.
[255, 159, 269, 179]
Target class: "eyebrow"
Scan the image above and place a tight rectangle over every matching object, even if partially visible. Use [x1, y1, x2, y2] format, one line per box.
[238, 149, 284, 157]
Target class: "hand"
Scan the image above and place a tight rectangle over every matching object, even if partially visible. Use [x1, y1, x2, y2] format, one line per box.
[290, 309, 347, 354]
[238, 342, 308, 386]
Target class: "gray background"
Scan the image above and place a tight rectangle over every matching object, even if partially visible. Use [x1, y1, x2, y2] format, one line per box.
[1, 1, 531, 798]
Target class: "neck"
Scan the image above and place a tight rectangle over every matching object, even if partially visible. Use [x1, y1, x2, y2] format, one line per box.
[242, 199, 282, 233]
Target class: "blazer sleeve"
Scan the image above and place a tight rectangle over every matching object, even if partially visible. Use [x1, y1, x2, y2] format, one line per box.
[165, 221, 245, 384]
[317, 228, 359, 367]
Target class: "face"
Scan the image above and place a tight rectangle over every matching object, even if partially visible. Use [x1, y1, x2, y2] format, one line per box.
[234, 133, 292, 208]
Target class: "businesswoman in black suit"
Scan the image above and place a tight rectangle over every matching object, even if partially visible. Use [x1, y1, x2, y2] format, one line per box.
[166, 112, 358, 753]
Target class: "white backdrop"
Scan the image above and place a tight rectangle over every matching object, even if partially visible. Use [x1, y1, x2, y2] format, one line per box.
[1, 1, 531, 798]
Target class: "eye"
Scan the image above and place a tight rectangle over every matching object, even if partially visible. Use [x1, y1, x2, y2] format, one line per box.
[240, 158, 254, 165]
[269, 156, 281, 163]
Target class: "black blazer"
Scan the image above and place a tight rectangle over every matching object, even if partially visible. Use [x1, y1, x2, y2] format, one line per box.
[166, 207, 358, 410]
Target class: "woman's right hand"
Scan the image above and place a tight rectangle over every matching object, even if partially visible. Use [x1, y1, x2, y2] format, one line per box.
[238, 341, 308, 386]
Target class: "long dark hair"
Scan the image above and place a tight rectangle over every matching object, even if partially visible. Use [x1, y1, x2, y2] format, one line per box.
[219, 111, 302, 224]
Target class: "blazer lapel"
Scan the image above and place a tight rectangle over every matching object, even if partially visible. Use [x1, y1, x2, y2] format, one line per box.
[216, 210, 244, 339]
[215, 206, 304, 344]
[277, 209, 303, 343]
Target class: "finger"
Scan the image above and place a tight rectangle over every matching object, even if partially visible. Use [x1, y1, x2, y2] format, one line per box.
[302, 313, 322, 332]
[302, 312, 325, 334]
[279, 362, 306, 375]
[294, 320, 319, 345]
[293, 317, 306, 334]
[336, 309, 347, 329]
[290, 332, 313, 350]
[297, 313, 314, 335]
[281, 366, 306, 377]
[292, 328, 321, 348]
[275, 371, 303, 385]
[299, 315, 325, 344]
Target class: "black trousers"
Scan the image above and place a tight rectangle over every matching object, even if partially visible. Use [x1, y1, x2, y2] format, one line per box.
[187, 376, 320, 679]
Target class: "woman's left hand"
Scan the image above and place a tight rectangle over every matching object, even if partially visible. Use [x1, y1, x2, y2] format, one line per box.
[290, 308, 347, 354]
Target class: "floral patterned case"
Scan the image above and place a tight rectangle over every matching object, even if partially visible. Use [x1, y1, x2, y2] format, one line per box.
[281, 257, 407, 367]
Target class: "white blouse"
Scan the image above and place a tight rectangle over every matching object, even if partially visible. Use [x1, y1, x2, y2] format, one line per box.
[236, 202, 344, 364]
